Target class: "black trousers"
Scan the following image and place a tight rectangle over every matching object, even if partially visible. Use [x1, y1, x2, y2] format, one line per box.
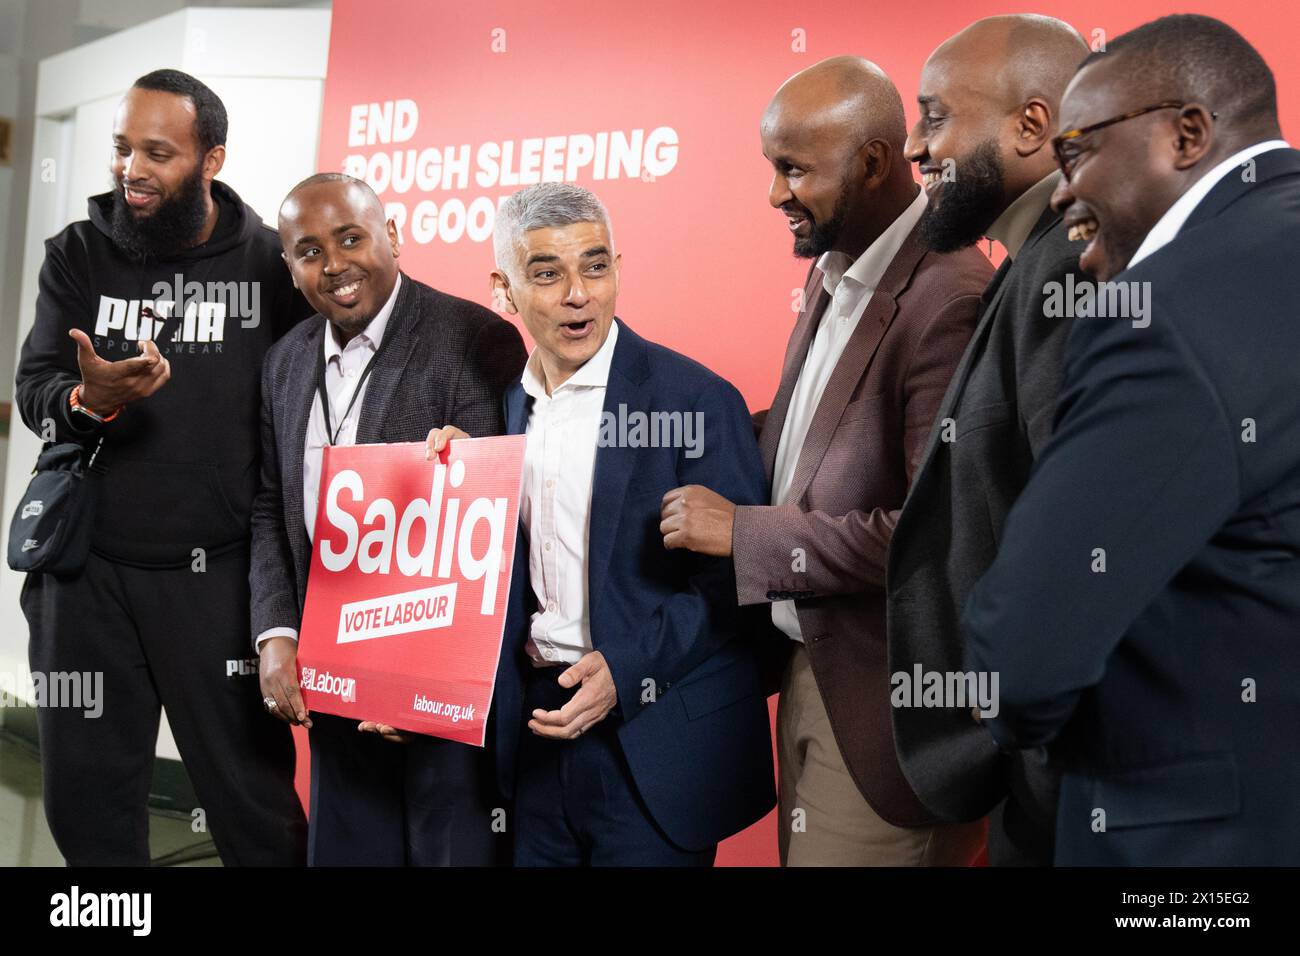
[513, 666, 716, 867]
[21, 548, 306, 866]
[306, 712, 509, 866]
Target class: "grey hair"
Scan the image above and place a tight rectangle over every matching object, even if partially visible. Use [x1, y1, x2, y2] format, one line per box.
[493, 182, 614, 279]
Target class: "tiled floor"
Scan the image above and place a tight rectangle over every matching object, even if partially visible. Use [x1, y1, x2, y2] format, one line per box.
[0, 734, 221, 867]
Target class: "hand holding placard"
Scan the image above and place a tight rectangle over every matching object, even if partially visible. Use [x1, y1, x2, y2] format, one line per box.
[297, 435, 526, 746]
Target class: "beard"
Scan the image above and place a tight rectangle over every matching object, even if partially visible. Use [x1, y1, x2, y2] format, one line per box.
[110, 162, 210, 260]
[790, 175, 853, 259]
[330, 310, 377, 340]
[917, 140, 1007, 253]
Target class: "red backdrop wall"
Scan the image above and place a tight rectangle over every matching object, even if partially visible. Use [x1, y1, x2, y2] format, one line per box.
[309, 0, 1296, 866]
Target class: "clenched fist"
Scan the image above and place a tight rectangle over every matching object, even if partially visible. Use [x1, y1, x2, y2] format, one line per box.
[660, 484, 736, 556]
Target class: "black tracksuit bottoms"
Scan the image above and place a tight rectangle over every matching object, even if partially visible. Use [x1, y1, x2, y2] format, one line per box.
[20, 546, 307, 866]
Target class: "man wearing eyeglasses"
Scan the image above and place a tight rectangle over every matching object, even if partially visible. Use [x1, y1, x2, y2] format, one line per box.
[965, 14, 1300, 865]
[888, 14, 1092, 867]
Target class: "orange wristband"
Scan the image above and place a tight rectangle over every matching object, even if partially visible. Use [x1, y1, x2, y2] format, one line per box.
[69, 384, 122, 423]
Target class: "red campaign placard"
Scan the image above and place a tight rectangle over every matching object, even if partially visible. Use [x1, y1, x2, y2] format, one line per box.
[297, 437, 525, 746]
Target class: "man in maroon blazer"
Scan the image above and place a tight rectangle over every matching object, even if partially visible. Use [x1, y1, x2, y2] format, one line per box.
[660, 56, 990, 864]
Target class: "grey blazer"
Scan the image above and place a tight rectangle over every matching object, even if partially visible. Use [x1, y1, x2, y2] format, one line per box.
[887, 207, 1088, 837]
[250, 273, 526, 637]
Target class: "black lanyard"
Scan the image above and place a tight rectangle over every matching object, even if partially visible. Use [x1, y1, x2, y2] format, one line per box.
[316, 329, 386, 446]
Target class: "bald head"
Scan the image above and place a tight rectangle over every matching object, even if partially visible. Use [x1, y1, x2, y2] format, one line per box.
[279, 172, 386, 231]
[277, 172, 400, 337]
[764, 55, 907, 157]
[760, 56, 917, 259]
[907, 15, 1088, 252]
[927, 15, 1088, 123]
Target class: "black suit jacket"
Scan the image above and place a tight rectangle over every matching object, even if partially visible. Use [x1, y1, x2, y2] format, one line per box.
[965, 147, 1300, 865]
[250, 273, 526, 636]
[888, 205, 1089, 836]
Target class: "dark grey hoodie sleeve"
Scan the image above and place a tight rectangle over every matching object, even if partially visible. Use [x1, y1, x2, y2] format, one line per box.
[15, 236, 105, 445]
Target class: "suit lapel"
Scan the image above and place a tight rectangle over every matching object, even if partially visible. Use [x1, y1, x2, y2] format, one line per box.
[935, 256, 1011, 414]
[939, 204, 1060, 418]
[906, 205, 1058, 493]
[356, 276, 418, 444]
[980, 255, 1013, 308]
[503, 379, 532, 642]
[782, 228, 925, 507]
[588, 320, 649, 618]
[504, 380, 531, 436]
[285, 321, 324, 530]
[760, 268, 829, 486]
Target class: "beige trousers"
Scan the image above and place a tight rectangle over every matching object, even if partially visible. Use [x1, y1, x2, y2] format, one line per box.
[777, 644, 986, 866]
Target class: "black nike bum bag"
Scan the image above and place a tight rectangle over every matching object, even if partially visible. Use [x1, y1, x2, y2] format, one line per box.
[7, 438, 102, 577]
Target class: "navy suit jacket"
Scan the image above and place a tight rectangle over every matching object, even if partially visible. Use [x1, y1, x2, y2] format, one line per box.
[964, 147, 1300, 864]
[491, 319, 776, 852]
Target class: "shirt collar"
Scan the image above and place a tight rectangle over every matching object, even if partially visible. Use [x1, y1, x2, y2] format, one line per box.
[815, 186, 927, 299]
[521, 318, 620, 399]
[324, 272, 402, 361]
[1127, 140, 1291, 269]
[988, 170, 1061, 260]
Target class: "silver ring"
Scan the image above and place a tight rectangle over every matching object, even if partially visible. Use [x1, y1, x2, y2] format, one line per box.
[264, 696, 278, 712]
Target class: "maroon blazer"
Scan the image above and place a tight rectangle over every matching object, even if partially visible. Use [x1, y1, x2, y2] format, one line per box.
[732, 224, 992, 826]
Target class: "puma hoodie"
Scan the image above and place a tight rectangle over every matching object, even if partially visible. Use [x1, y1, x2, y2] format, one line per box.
[15, 180, 310, 567]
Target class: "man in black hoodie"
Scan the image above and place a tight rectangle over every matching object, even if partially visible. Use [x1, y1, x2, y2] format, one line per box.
[15, 69, 309, 865]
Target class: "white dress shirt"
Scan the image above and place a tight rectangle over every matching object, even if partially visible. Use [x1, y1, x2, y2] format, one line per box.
[519, 321, 620, 667]
[769, 186, 927, 643]
[255, 274, 402, 650]
[1128, 140, 1290, 268]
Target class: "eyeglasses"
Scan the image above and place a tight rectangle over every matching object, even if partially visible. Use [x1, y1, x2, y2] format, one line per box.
[1052, 101, 1218, 181]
